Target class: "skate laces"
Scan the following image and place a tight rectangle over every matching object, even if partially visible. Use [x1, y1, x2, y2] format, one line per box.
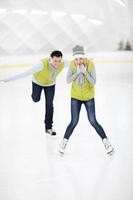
[103, 139, 111, 149]
[60, 139, 68, 149]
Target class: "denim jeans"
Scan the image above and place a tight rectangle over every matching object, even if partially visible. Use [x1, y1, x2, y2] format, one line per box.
[64, 98, 107, 140]
[31, 82, 55, 130]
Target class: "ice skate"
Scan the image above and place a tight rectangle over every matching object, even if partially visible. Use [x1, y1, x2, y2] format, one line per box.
[46, 129, 56, 136]
[103, 138, 114, 155]
[59, 138, 68, 154]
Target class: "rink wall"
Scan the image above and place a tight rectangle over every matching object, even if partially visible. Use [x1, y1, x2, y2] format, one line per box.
[0, 51, 133, 66]
[0, 51, 133, 84]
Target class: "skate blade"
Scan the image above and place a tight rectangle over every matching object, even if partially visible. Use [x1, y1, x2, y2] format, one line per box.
[59, 150, 65, 156]
[107, 149, 114, 156]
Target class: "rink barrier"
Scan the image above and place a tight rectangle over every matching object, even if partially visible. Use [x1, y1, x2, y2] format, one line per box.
[0, 60, 133, 68]
[0, 64, 34, 68]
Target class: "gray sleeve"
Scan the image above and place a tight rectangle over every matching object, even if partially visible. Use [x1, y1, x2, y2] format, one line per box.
[84, 65, 96, 85]
[66, 66, 80, 83]
[4, 61, 44, 82]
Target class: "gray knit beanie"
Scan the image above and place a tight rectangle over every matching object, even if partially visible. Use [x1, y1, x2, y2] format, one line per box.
[72, 45, 85, 58]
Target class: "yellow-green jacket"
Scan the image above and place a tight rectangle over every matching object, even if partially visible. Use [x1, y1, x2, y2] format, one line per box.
[33, 58, 64, 86]
[70, 59, 95, 101]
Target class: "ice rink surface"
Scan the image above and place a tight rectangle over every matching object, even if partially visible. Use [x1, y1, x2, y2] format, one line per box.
[0, 52, 133, 200]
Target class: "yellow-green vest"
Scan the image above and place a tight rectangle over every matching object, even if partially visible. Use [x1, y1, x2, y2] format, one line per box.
[33, 58, 64, 85]
[70, 59, 95, 101]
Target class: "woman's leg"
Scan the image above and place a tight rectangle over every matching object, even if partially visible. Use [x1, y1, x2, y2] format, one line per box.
[64, 98, 82, 140]
[84, 99, 114, 155]
[84, 98, 107, 140]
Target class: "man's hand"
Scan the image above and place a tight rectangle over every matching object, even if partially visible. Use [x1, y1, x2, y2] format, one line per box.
[0, 80, 6, 86]
[0, 79, 6, 82]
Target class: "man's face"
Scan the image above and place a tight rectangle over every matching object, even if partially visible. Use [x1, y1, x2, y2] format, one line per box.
[74, 57, 84, 65]
[51, 56, 62, 68]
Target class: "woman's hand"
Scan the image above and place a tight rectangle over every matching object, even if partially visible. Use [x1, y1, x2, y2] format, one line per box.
[80, 65, 87, 75]
[76, 65, 81, 74]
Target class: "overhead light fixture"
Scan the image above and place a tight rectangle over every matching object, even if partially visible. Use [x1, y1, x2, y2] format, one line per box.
[88, 18, 103, 26]
[12, 9, 28, 15]
[51, 11, 67, 17]
[0, 9, 7, 13]
[71, 14, 85, 21]
[31, 10, 48, 15]
[115, 0, 125, 7]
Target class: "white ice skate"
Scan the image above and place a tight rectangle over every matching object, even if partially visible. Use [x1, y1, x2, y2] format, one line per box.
[59, 138, 68, 155]
[103, 138, 114, 155]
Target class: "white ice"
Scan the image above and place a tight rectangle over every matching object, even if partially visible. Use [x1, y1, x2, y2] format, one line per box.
[0, 52, 133, 200]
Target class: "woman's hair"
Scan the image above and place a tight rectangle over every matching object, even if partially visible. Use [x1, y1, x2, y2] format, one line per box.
[50, 50, 63, 58]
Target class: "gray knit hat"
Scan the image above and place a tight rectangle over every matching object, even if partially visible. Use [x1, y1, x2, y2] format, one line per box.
[72, 45, 85, 58]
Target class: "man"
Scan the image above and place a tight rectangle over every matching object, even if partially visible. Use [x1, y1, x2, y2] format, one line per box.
[0, 50, 65, 136]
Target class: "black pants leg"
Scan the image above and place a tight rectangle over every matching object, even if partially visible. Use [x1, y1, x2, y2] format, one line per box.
[31, 82, 55, 130]
[44, 85, 55, 130]
[31, 82, 43, 102]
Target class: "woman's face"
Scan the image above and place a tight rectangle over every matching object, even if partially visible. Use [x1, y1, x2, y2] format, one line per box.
[74, 57, 85, 65]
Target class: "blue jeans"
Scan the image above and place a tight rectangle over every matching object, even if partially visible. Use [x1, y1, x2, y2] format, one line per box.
[31, 82, 55, 130]
[64, 98, 107, 140]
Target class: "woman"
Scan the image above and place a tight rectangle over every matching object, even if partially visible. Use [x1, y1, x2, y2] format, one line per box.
[59, 45, 114, 155]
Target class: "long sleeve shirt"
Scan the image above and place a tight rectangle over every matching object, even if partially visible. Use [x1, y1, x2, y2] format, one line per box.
[4, 61, 43, 82]
[3, 59, 69, 87]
